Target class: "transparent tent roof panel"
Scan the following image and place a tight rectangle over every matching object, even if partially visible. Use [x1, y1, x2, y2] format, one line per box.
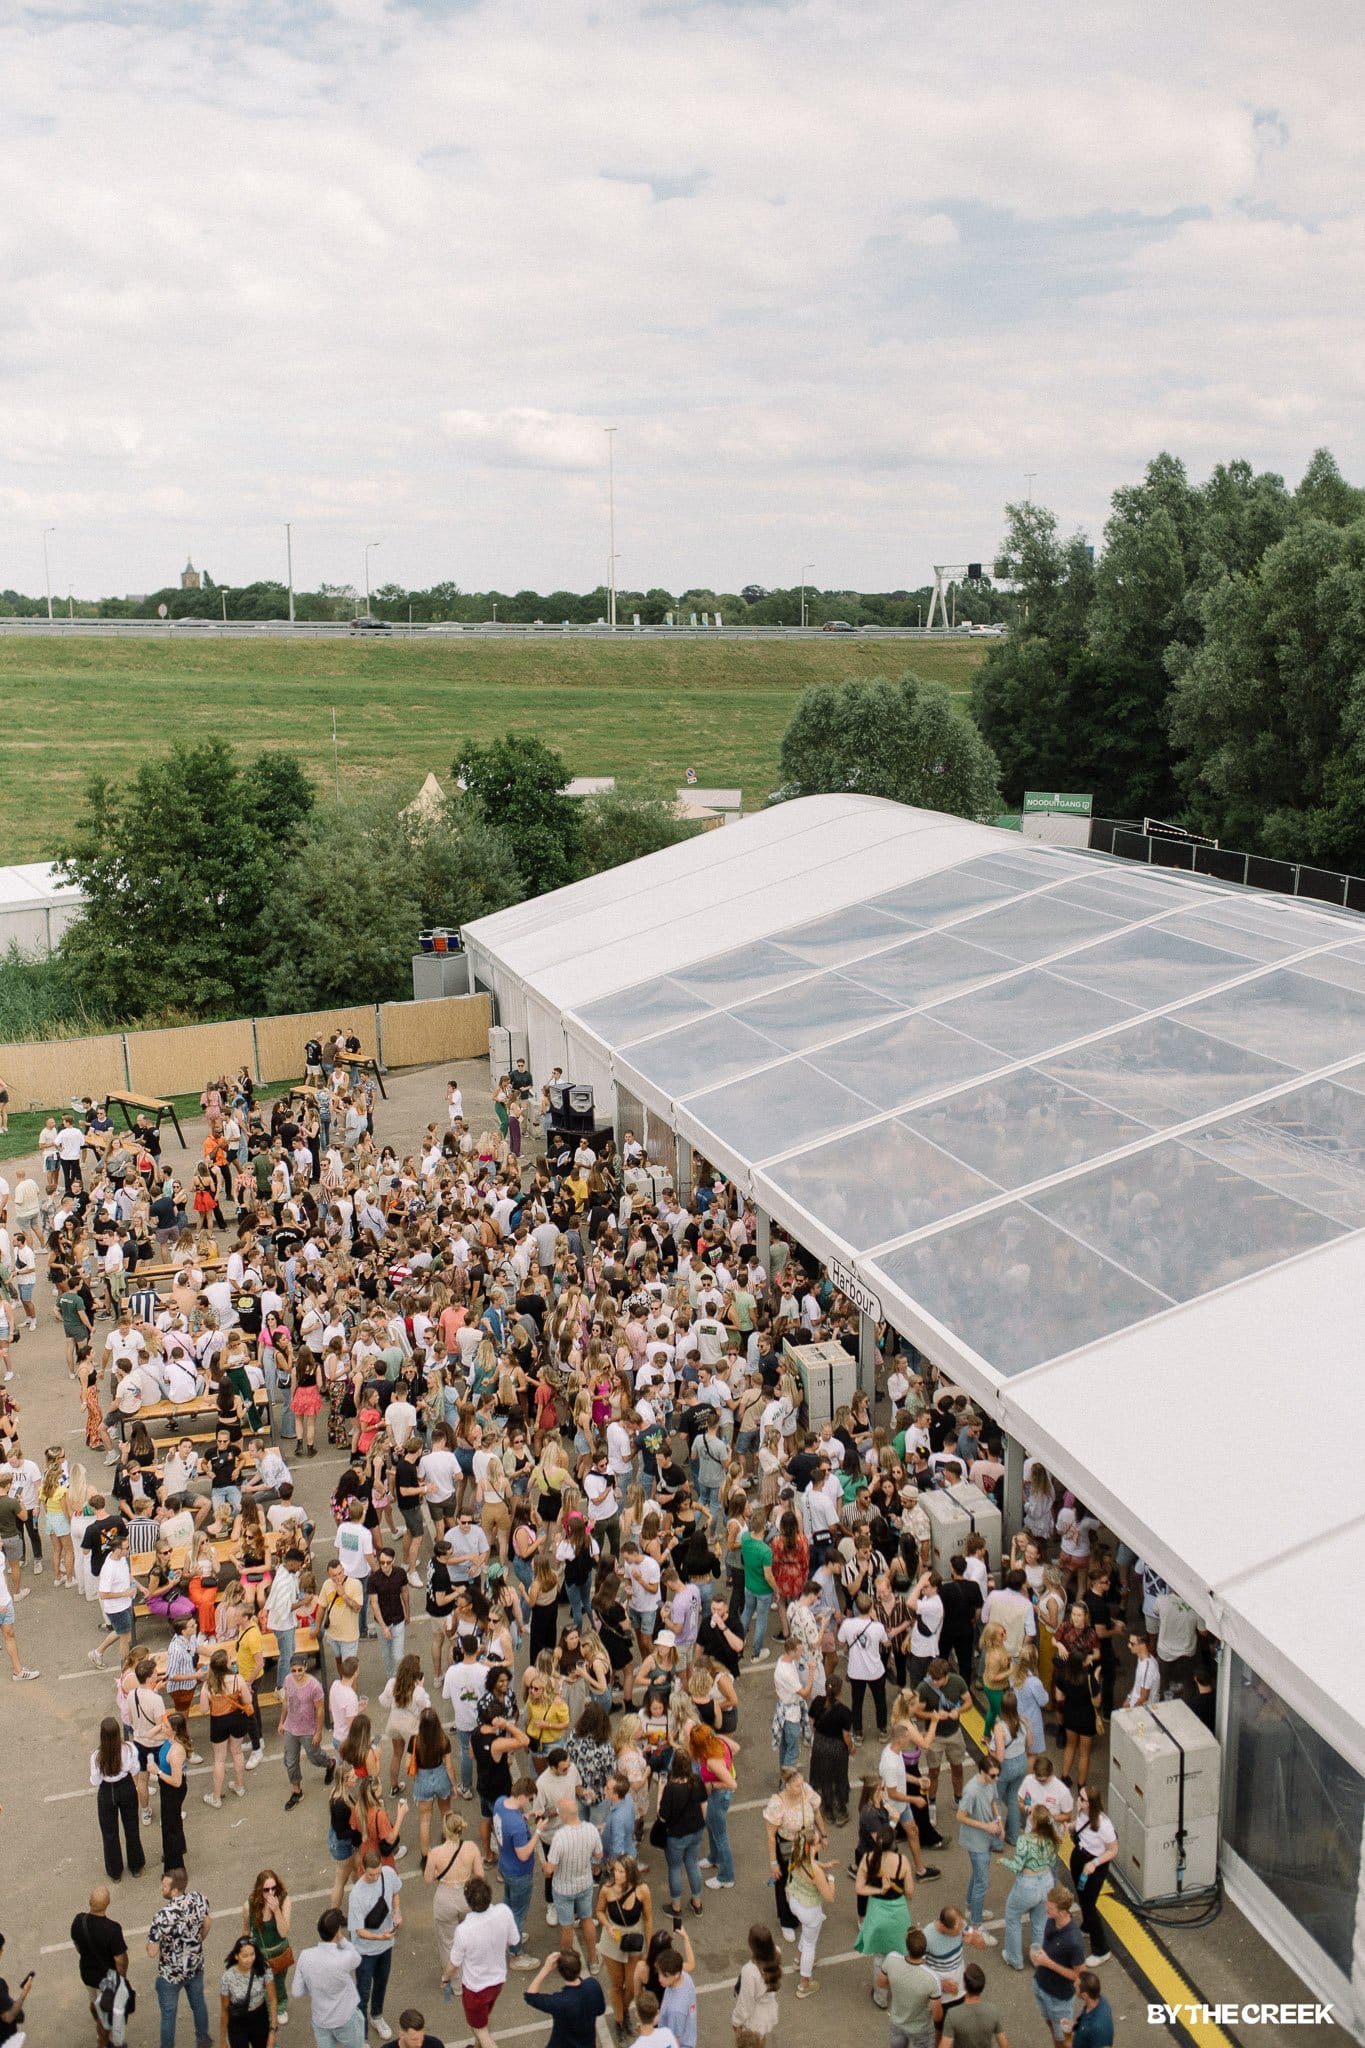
[1187, 1079, 1365, 1229]
[765, 1116, 1002, 1251]
[904, 1066, 1155, 1189]
[686, 1057, 877, 1164]
[929, 968, 1141, 1060]
[1031, 1140, 1345, 1302]
[627, 1009, 783, 1098]
[1178, 970, 1365, 1072]
[875, 1203, 1172, 1377]
[576, 974, 713, 1047]
[1041, 1013, 1296, 1127]
[731, 971, 902, 1051]
[805, 1010, 1002, 1111]
[565, 843, 1365, 1382]
[842, 930, 1017, 1009]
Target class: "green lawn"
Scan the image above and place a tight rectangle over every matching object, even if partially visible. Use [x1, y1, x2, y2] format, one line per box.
[0, 634, 985, 861]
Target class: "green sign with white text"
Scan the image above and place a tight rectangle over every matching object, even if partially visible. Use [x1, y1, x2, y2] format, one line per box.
[1023, 790, 1093, 816]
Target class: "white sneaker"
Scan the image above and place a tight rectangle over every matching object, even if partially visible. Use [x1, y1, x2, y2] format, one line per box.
[277, 2015, 289, 2028]
[976, 1929, 998, 1947]
[141, 1808, 153, 1825]
[511, 1955, 540, 1972]
[13, 1588, 29, 1602]
[1085, 1953, 1109, 1967]
[546, 1908, 557, 1926]
[88, 1647, 103, 1665]
[32, 1560, 42, 1575]
[231, 1783, 246, 1798]
[699, 1859, 715, 1870]
[781, 1926, 796, 1943]
[11, 1668, 38, 1681]
[393, 1843, 408, 1860]
[704, 1877, 733, 1890]
[751, 1648, 770, 1663]
[203, 1794, 222, 1808]
[406, 1570, 423, 1588]
[372, 2019, 394, 2041]
[246, 1750, 263, 1769]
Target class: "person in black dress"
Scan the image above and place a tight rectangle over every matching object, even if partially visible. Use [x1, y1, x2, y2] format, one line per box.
[809, 1672, 854, 1826]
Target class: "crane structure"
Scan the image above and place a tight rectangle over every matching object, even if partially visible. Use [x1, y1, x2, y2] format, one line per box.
[925, 561, 983, 630]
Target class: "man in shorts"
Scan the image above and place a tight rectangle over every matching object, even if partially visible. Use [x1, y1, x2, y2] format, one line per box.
[1031, 1889, 1084, 2044]
[915, 1657, 969, 1817]
[91, 1532, 135, 1668]
[448, 1875, 521, 2048]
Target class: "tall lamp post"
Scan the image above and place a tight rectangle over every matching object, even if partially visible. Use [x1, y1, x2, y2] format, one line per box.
[365, 540, 380, 617]
[799, 563, 814, 629]
[285, 522, 295, 625]
[42, 527, 55, 621]
[604, 427, 618, 629]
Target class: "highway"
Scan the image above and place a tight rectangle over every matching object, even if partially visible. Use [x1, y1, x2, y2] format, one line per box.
[0, 618, 997, 642]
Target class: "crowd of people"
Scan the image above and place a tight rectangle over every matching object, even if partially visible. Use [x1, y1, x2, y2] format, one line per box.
[0, 1043, 1187, 2048]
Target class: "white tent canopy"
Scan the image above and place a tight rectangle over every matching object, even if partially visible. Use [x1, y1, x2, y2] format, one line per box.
[465, 794, 1365, 1774]
[0, 862, 85, 957]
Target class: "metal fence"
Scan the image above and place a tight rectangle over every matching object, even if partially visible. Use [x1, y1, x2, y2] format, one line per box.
[0, 617, 987, 643]
[1089, 817, 1365, 914]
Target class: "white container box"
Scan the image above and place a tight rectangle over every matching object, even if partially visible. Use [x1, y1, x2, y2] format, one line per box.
[1109, 1700, 1221, 1829]
[944, 1481, 1002, 1574]
[921, 1488, 973, 1576]
[783, 1339, 856, 1428]
[1110, 1784, 1218, 1900]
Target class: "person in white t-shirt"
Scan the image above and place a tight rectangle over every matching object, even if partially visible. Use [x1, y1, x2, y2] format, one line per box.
[1124, 1634, 1161, 1711]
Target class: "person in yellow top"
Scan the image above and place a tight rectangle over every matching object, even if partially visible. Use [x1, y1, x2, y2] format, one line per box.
[235, 1610, 269, 1769]
[526, 1670, 571, 1760]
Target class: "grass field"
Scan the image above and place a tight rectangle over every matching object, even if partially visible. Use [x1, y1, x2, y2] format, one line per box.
[0, 634, 986, 861]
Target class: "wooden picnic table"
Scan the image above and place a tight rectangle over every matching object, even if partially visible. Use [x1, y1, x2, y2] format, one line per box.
[106, 1088, 187, 1147]
[135, 1254, 227, 1286]
[330, 1051, 387, 1099]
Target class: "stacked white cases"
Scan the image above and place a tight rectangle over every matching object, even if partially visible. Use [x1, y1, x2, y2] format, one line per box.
[1108, 1700, 1220, 1899]
[922, 1481, 1003, 1576]
[781, 1340, 856, 1428]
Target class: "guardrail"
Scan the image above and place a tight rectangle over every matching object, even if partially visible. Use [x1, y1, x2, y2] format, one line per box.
[0, 618, 995, 642]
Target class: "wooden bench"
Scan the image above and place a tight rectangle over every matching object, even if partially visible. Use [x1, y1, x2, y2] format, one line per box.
[132, 1254, 227, 1287]
[106, 1089, 187, 1148]
[330, 1052, 387, 1100]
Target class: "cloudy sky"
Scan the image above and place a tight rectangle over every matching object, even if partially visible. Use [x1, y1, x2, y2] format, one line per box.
[3, 0, 1362, 598]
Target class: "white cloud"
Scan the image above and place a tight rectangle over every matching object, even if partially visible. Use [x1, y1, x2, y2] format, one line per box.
[1, 0, 1362, 597]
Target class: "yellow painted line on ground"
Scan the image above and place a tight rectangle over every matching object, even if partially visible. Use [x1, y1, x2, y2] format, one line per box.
[957, 1703, 1237, 2048]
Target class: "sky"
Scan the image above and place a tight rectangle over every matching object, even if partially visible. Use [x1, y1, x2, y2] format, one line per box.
[3, 0, 1363, 599]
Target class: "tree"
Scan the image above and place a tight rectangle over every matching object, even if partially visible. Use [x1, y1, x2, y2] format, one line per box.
[262, 789, 523, 1011]
[453, 737, 582, 893]
[1169, 515, 1365, 866]
[775, 672, 1000, 821]
[57, 742, 313, 1019]
[576, 791, 701, 877]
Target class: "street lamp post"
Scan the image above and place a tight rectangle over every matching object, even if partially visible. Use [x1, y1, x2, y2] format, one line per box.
[605, 428, 618, 629]
[799, 563, 814, 629]
[285, 522, 295, 625]
[364, 541, 380, 617]
[42, 527, 55, 621]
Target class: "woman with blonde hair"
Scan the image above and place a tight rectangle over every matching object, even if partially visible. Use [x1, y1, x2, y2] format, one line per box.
[199, 1647, 251, 1807]
[1036, 1563, 1067, 1693]
[39, 1444, 75, 1586]
[977, 1621, 1011, 1738]
[1002, 1805, 1063, 1970]
[425, 1809, 483, 1989]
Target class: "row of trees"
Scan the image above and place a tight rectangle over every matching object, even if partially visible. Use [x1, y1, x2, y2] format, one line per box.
[0, 577, 1009, 629]
[972, 447, 1365, 868]
[46, 739, 697, 1028]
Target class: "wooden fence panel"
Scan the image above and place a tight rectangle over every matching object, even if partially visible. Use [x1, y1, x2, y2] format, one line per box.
[378, 995, 490, 1069]
[254, 1005, 376, 1084]
[0, 1034, 126, 1110]
[127, 1021, 257, 1099]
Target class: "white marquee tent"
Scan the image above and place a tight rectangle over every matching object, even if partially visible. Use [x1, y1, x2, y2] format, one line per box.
[0, 862, 84, 957]
[467, 794, 1365, 2020]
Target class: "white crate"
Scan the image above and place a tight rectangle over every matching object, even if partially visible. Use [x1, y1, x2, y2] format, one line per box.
[782, 1340, 856, 1428]
[1110, 1784, 1218, 1900]
[1109, 1700, 1221, 1829]
[921, 1489, 974, 1575]
[943, 1481, 1002, 1573]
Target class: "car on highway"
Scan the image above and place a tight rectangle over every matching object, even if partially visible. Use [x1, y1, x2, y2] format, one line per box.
[821, 619, 856, 632]
[350, 615, 392, 633]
